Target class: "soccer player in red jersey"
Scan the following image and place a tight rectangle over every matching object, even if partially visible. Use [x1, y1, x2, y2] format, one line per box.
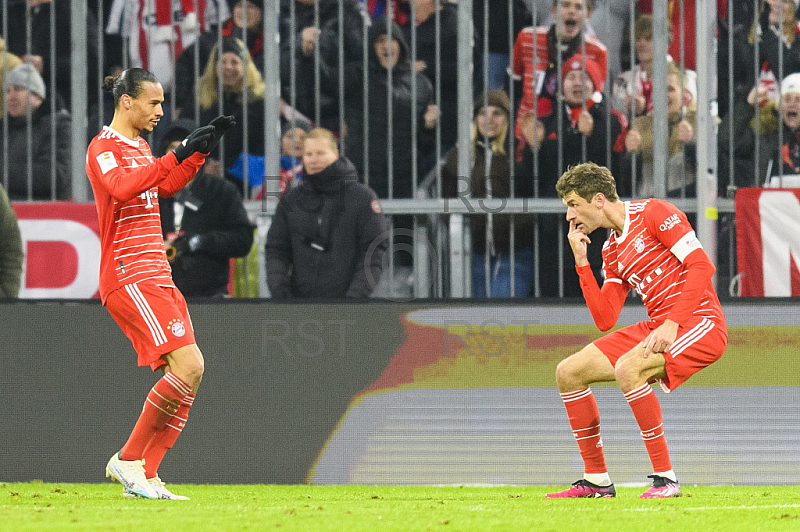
[546, 162, 727, 499]
[86, 67, 233, 500]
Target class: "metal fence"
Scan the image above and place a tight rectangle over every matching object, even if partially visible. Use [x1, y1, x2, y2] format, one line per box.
[1, 0, 771, 299]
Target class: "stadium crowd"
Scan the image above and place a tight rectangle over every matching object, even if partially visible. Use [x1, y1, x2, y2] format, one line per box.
[0, 0, 789, 298]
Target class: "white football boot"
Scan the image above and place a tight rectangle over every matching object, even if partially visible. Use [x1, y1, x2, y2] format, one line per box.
[105, 453, 159, 499]
[124, 476, 190, 500]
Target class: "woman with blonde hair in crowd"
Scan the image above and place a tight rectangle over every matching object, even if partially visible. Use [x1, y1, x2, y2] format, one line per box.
[441, 89, 534, 297]
[196, 36, 266, 190]
[0, 36, 22, 117]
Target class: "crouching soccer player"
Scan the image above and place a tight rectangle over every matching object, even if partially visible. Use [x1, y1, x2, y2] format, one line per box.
[86, 67, 234, 499]
[547, 162, 727, 499]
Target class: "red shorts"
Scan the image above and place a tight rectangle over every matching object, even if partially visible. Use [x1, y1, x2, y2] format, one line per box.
[592, 315, 727, 392]
[106, 281, 196, 371]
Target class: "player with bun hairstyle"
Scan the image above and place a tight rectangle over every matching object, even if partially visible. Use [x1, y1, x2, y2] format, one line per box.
[87, 67, 234, 500]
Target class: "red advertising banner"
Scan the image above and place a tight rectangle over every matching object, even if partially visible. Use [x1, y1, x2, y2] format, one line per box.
[736, 188, 800, 297]
[12, 202, 101, 299]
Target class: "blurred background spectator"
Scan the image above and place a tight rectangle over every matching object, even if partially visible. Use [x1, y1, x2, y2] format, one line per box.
[636, 0, 728, 72]
[401, 0, 468, 156]
[0, 182, 22, 298]
[442, 89, 535, 297]
[265, 128, 388, 299]
[1, 64, 72, 201]
[279, 0, 367, 132]
[520, 54, 628, 192]
[158, 118, 255, 297]
[612, 15, 696, 120]
[279, 121, 309, 193]
[0, 36, 22, 117]
[173, 0, 258, 117]
[344, 16, 439, 199]
[472, 0, 531, 91]
[3, 0, 99, 111]
[721, 73, 800, 190]
[624, 61, 696, 197]
[197, 36, 266, 193]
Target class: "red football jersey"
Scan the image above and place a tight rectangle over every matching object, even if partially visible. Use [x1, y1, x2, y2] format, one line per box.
[512, 26, 607, 119]
[86, 126, 205, 302]
[601, 199, 724, 324]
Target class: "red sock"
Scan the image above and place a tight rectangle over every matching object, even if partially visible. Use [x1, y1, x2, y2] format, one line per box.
[142, 393, 195, 478]
[560, 388, 607, 474]
[120, 372, 192, 461]
[624, 384, 672, 473]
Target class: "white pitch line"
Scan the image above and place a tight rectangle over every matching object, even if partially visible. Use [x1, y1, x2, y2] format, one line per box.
[624, 503, 800, 512]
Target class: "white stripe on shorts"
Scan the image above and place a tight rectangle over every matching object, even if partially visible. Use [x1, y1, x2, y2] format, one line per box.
[124, 283, 168, 346]
[669, 318, 715, 357]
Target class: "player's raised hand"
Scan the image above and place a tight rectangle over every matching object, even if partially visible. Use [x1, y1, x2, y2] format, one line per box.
[567, 220, 591, 266]
[577, 109, 594, 135]
[199, 115, 236, 155]
[172, 125, 215, 163]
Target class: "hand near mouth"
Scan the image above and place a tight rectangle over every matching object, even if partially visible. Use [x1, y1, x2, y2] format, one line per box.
[567, 221, 591, 266]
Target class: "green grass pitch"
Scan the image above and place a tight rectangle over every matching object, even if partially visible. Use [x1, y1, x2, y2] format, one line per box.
[4, 483, 800, 531]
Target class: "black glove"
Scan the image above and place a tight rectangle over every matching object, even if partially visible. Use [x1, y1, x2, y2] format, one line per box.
[166, 235, 188, 263]
[199, 115, 236, 155]
[172, 125, 215, 163]
[166, 233, 203, 263]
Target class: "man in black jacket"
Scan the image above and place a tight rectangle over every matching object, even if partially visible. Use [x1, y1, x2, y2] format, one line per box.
[158, 119, 255, 297]
[1, 64, 71, 201]
[401, 0, 468, 154]
[279, 0, 367, 131]
[265, 128, 388, 299]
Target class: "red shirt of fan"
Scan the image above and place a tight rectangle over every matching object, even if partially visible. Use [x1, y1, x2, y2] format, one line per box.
[600, 199, 724, 324]
[512, 26, 607, 119]
[86, 126, 205, 303]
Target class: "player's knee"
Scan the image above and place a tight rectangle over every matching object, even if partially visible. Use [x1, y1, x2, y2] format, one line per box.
[174, 349, 204, 388]
[555, 356, 578, 388]
[193, 356, 205, 377]
[188, 355, 205, 381]
[613, 358, 636, 390]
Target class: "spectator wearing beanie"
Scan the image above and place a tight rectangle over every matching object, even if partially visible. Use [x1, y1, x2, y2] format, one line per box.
[0, 63, 72, 200]
[278, 120, 312, 193]
[441, 88, 536, 298]
[520, 54, 628, 195]
[518, 54, 629, 297]
[720, 71, 800, 192]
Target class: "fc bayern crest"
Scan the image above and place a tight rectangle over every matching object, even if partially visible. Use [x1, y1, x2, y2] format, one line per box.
[634, 237, 645, 253]
[169, 319, 186, 338]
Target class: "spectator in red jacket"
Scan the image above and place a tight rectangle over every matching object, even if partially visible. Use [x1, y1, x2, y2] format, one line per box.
[511, 0, 607, 159]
